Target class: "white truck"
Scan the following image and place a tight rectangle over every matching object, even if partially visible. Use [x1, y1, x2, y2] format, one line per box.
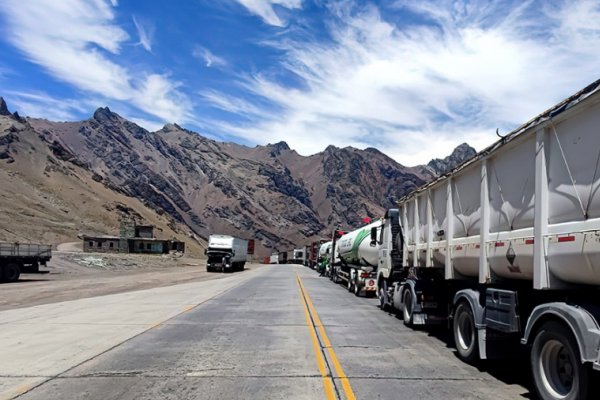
[331, 220, 381, 296]
[374, 79, 600, 400]
[292, 247, 307, 265]
[0, 242, 52, 282]
[205, 235, 247, 272]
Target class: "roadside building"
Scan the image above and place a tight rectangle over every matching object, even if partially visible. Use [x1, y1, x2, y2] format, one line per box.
[83, 221, 185, 254]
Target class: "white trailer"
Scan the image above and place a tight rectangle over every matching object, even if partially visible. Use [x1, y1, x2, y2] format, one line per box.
[0, 242, 52, 282]
[375, 79, 600, 400]
[292, 247, 307, 265]
[331, 220, 381, 296]
[205, 235, 247, 272]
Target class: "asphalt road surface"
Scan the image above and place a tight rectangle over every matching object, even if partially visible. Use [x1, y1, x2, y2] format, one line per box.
[4, 265, 530, 399]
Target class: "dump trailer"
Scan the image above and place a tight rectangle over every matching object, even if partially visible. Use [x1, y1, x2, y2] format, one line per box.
[0, 242, 52, 283]
[375, 79, 600, 400]
[205, 235, 247, 272]
[332, 220, 381, 296]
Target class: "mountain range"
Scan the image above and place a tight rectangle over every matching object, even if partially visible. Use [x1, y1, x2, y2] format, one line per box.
[0, 97, 476, 257]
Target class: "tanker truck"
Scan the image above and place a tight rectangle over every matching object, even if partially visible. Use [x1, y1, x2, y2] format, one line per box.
[375, 79, 600, 400]
[318, 241, 339, 276]
[331, 220, 381, 296]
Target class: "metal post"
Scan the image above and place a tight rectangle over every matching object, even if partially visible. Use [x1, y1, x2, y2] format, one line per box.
[534, 128, 550, 289]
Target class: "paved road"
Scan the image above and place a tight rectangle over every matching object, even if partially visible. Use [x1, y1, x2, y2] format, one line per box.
[4, 265, 530, 399]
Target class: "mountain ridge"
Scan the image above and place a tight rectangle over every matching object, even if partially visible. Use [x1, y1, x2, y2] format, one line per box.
[1, 99, 476, 256]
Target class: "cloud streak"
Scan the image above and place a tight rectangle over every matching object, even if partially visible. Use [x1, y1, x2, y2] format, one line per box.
[207, 0, 600, 165]
[193, 46, 227, 68]
[132, 15, 153, 52]
[233, 0, 302, 27]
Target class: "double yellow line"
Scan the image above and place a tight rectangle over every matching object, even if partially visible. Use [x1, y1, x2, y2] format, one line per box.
[296, 273, 356, 400]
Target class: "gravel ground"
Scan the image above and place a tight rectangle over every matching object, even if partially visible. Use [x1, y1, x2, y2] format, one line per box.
[0, 249, 266, 311]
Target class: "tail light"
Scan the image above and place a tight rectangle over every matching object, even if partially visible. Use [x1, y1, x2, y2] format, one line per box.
[360, 272, 370, 278]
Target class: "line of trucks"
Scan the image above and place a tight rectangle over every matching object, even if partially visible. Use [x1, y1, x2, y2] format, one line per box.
[311, 79, 600, 400]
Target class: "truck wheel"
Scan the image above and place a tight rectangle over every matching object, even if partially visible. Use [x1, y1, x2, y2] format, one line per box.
[531, 321, 589, 400]
[347, 278, 353, 292]
[3, 262, 21, 283]
[354, 281, 361, 297]
[403, 289, 413, 326]
[453, 301, 478, 363]
[378, 280, 389, 311]
[240, 262, 245, 271]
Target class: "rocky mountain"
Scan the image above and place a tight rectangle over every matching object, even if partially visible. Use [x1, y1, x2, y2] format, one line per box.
[426, 143, 476, 176]
[1, 98, 475, 257]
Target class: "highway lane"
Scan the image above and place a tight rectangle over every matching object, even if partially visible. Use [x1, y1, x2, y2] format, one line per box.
[14, 265, 529, 399]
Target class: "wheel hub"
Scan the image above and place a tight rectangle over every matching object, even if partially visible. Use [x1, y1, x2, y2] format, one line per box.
[540, 339, 574, 398]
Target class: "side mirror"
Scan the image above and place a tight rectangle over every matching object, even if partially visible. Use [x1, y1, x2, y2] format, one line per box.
[370, 227, 377, 246]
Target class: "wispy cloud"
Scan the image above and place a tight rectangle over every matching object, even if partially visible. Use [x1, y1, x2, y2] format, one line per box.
[132, 15, 153, 52]
[211, 0, 600, 165]
[192, 46, 227, 68]
[0, 0, 193, 124]
[233, 0, 302, 27]
[5, 91, 91, 121]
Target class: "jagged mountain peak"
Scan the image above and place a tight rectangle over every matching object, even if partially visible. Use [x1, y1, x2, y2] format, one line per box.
[92, 106, 121, 123]
[0, 97, 10, 116]
[267, 141, 290, 151]
[427, 143, 476, 176]
[161, 122, 184, 132]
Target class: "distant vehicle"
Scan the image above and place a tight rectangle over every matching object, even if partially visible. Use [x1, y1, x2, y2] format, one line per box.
[0, 242, 52, 283]
[278, 251, 288, 264]
[331, 220, 382, 297]
[307, 239, 328, 269]
[291, 247, 306, 265]
[269, 253, 278, 264]
[205, 235, 247, 272]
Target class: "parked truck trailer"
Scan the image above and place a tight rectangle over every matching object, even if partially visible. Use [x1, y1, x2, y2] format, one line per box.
[331, 220, 381, 296]
[291, 247, 307, 265]
[374, 79, 600, 400]
[205, 235, 247, 272]
[0, 242, 52, 283]
[308, 239, 328, 269]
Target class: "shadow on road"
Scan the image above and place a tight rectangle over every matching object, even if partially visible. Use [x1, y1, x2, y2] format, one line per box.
[374, 304, 534, 398]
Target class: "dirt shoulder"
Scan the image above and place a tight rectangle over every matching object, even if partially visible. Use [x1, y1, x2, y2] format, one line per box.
[0, 251, 267, 311]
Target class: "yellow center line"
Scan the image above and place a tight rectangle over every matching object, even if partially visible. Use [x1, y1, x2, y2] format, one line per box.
[297, 278, 336, 399]
[297, 273, 357, 400]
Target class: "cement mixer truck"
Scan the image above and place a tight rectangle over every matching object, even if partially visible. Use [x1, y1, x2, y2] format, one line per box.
[331, 220, 381, 296]
[374, 79, 600, 400]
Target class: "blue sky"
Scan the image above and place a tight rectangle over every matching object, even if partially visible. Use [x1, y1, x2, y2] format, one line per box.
[1, 1, 600, 165]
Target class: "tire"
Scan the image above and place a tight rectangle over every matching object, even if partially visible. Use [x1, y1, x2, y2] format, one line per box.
[347, 277, 353, 292]
[403, 289, 414, 326]
[453, 301, 478, 363]
[354, 281, 361, 297]
[378, 280, 389, 311]
[3, 262, 21, 283]
[240, 262, 245, 271]
[531, 321, 589, 400]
